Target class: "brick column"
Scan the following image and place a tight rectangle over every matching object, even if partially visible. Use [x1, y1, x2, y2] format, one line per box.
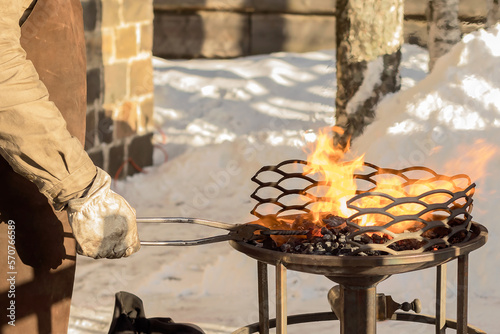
[82, 0, 155, 178]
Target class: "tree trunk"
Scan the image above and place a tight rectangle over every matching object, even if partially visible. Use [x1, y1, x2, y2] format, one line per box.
[427, 0, 461, 71]
[335, 0, 403, 148]
[487, 0, 500, 28]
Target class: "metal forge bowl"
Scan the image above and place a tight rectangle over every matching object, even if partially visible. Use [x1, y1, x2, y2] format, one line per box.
[230, 221, 487, 282]
[228, 160, 488, 334]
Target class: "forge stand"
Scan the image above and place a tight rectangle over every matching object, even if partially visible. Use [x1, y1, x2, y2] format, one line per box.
[232, 258, 485, 334]
[229, 223, 488, 334]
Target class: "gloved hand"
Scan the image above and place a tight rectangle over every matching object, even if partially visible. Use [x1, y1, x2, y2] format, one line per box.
[66, 168, 141, 259]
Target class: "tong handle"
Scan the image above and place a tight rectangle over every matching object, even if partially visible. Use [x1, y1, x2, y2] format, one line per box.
[140, 235, 233, 246]
[137, 217, 236, 230]
[137, 217, 239, 246]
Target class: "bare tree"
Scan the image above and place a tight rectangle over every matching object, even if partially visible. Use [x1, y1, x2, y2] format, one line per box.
[427, 0, 462, 71]
[335, 0, 404, 147]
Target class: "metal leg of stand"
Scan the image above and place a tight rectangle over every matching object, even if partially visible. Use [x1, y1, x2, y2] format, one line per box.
[257, 261, 269, 334]
[276, 261, 287, 334]
[436, 264, 447, 334]
[457, 255, 469, 334]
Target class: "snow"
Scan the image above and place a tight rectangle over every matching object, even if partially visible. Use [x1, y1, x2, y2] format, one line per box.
[346, 55, 384, 115]
[70, 25, 500, 334]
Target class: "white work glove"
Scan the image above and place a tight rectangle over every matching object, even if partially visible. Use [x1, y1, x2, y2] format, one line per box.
[67, 168, 141, 259]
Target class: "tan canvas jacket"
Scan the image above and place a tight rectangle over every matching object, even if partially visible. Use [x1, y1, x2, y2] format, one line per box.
[0, 0, 97, 210]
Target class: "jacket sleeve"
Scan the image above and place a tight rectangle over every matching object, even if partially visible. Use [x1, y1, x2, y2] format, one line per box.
[0, 2, 97, 210]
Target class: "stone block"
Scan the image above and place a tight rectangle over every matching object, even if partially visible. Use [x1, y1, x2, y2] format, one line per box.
[404, 0, 426, 17]
[130, 58, 154, 96]
[153, 11, 250, 58]
[154, 0, 251, 11]
[87, 148, 105, 170]
[124, 0, 154, 23]
[114, 101, 138, 139]
[252, 0, 336, 14]
[98, 109, 114, 144]
[85, 108, 97, 150]
[459, 0, 489, 19]
[102, 0, 121, 28]
[403, 19, 428, 47]
[127, 133, 154, 176]
[251, 14, 335, 55]
[116, 26, 138, 59]
[101, 29, 114, 63]
[86, 68, 101, 104]
[84, 31, 103, 70]
[81, 0, 98, 31]
[140, 23, 154, 53]
[109, 141, 126, 178]
[139, 96, 155, 131]
[104, 62, 128, 104]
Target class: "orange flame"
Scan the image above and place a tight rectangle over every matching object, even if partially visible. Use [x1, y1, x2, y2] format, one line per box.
[304, 127, 364, 222]
[304, 128, 478, 233]
[444, 139, 497, 186]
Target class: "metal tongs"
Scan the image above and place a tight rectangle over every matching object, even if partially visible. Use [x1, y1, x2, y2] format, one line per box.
[138, 217, 308, 246]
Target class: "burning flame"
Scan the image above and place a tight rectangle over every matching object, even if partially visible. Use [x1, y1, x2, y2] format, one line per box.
[304, 127, 364, 221]
[303, 128, 474, 233]
[443, 139, 498, 191]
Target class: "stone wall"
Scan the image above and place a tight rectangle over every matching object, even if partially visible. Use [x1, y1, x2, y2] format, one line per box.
[82, 0, 155, 179]
[153, 0, 499, 59]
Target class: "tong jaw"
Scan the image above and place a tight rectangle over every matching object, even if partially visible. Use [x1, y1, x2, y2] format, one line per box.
[229, 224, 270, 242]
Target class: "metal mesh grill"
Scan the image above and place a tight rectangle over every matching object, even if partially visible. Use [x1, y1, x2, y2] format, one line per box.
[250, 160, 475, 255]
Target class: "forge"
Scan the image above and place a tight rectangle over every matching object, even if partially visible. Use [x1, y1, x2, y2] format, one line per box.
[229, 159, 487, 334]
[140, 159, 488, 334]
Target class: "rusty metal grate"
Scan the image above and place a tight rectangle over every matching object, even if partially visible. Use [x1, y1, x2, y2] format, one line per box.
[249, 160, 475, 255]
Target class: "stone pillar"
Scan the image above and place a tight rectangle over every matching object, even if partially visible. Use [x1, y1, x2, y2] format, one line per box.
[81, 0, 103, 151]
[82, 0, 155, 179]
